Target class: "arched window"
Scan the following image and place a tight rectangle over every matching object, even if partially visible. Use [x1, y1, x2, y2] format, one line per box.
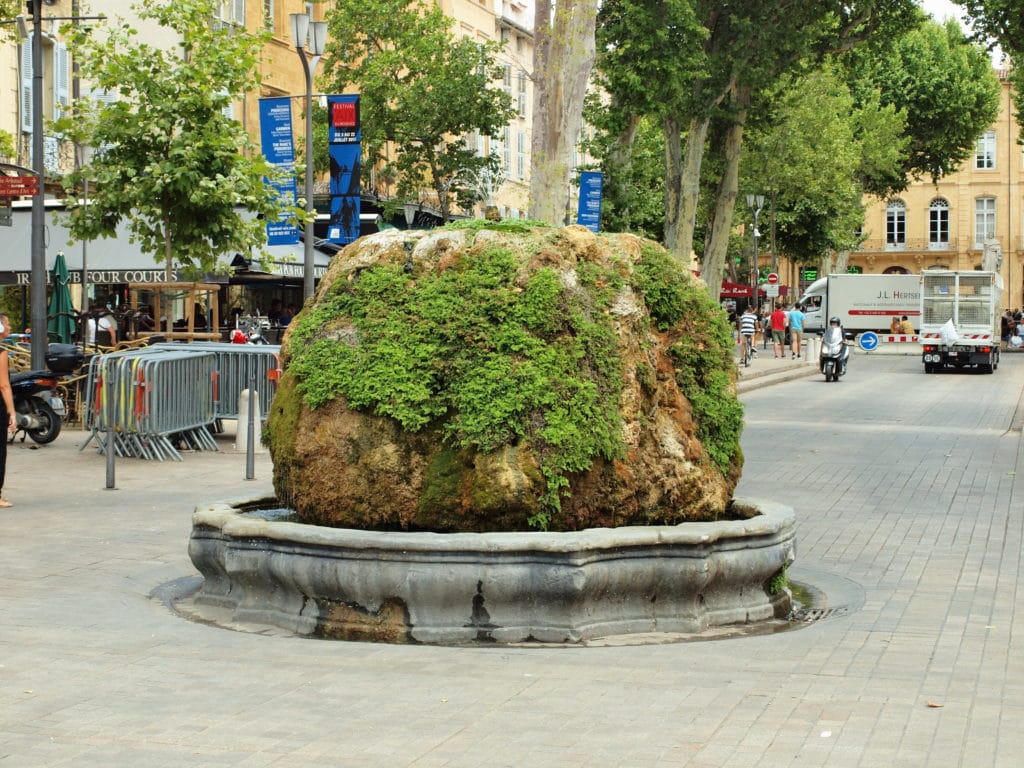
[928, 198, 949, 249]
[883, 266, 910, 274]
[886, 200, 906, 249]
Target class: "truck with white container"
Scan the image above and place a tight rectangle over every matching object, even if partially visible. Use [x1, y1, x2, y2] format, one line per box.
[919, 270, 1002, 373]
[797, 273, 922, 335]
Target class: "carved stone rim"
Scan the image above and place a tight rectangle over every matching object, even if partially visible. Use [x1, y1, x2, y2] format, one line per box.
[187, 497, 797, 645]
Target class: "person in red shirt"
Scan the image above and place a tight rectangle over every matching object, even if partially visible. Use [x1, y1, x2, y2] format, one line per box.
[769, 304, 788, 358]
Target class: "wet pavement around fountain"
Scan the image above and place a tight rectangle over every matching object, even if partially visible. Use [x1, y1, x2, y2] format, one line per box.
[2, 352, 1024, 766]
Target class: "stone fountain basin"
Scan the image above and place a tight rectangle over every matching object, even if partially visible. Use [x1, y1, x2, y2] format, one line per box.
[188, 497, 796, 644]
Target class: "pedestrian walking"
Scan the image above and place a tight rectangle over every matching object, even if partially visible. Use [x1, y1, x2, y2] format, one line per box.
[788, 304, 805, 358]
[0, 313, 18, 507]
[769, 303, 788, 358]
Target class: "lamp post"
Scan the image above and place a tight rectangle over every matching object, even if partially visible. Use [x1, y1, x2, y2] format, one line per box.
[746, 194, 765, 309]
[290, 11, 328, 301]
[76, 143, 94, 316]
[29, 0, 46, 368]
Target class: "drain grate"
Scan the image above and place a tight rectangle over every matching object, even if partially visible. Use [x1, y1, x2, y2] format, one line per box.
[789, 605, 850, 623]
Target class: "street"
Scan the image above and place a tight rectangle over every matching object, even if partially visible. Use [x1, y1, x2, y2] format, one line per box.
[0, 354, 1022, 766]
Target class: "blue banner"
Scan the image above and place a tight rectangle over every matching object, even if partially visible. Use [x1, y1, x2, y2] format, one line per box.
[328, 144, 361, 243]
[258, 97, 299, 245]
[326, 95, 361, 245]
[576, 171, 603, 233]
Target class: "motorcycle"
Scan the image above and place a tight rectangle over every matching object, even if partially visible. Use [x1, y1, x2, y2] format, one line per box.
[10, 344, 84, 445]
[12, 371, 65, 444]
[231, 313, 270, 345]
[819, 324, 851, 383]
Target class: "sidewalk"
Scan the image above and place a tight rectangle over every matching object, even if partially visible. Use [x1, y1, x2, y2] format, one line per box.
[1, 357, 1023, 767]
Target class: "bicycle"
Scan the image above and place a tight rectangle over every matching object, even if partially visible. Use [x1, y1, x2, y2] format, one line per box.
[741, 334, 757, 367]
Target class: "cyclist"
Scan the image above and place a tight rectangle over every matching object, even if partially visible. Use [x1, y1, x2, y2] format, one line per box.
[738, 305, 760, 364]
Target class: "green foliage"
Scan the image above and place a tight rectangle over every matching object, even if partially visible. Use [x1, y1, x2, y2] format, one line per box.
[768, 564, 788, 595]
[842, 16, 1000, 187]
[0, 130, 14, 161]
[53, 0, 288, 276]
[669, 288, 743, 475]
[445, 219, 552, 235]
[633, 243, 689, 329]
[287, 245, 627, 528]
[320, 0, 515, 220]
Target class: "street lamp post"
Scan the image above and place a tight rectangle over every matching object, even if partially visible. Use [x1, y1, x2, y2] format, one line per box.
[29, 0, 46, 369]
[746, 194, 765, 309]
[290, 12, 327, 301]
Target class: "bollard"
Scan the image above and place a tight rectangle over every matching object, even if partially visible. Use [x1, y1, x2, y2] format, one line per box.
[104, 365, 116, 490]
[807, 336, 819, 366]
[234, 388, 265, 453]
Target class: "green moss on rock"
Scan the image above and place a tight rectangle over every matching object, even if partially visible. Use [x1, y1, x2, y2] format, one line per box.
[269, 224, 744, 532]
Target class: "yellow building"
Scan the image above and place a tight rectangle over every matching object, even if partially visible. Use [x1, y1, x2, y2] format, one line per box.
[844, 69, 1022, 310]
[1, 0, 540, 221]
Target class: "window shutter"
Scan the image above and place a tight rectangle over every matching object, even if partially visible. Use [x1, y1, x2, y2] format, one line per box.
[234, 0, 246, 24]
[21, 37, 33, 133]
[55, 43, 70, 122]
[216, 90, 236, 120]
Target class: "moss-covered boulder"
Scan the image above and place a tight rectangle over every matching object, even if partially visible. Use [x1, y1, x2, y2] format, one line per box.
[267, 222, 743, 532]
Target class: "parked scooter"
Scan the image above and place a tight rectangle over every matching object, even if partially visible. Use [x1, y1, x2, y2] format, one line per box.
[819, 316, 851, 383]
[231, 313, 270, 345]
[11, 344, 84, 444]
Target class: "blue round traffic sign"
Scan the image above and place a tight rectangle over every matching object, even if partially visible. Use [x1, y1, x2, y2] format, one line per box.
[858, 331, 879, 351]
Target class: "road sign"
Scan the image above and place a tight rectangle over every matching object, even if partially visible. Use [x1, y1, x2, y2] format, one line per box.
[767, 272, 779, 284]
[858, 331, 879, 351]
[764, 284, 779, 298]
[0, 175, 39, 197]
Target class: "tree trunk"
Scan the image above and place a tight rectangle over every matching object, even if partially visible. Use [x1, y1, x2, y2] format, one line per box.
[608, 110, 639, 230]
[529, 0, 598, 225]
[666, 116, 710, 265]
[700, 110, 746, 303]
[663, 115, 682, 252]
[164, 221, 173, 283]
[820, 250, 848, 276]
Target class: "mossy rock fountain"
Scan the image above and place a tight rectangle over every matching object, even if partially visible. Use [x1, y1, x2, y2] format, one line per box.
[189, 222, 795, 643]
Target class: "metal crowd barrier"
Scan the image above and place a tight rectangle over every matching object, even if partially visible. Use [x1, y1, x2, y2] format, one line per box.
[81, 349, 218, 461]
[79, 343, 282, 461]
[148, 343, 281, 418]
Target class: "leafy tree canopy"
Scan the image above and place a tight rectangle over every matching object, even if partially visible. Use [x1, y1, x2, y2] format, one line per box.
[842, 17, 1000, 190]
[55, 0, 285, 278]
[959, 0, 1024, 122]
[320, 0, 515, 221]
[742, 67, 893, 263]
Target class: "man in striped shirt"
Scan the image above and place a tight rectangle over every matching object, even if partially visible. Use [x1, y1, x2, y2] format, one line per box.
[738, 306, 760, 362]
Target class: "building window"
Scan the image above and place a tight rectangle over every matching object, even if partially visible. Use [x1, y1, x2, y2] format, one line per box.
[516, 130, 525, 180]
[501, 126, 510, 171]
[928, 198, 949, 249]
[975, 197, 996, 247]
[20, 35, 68, 171]
[264, 0, 274, 30]
[886, 199, 906, 249]
[517, 73, 527, 119]
[975, 130, 996, 169]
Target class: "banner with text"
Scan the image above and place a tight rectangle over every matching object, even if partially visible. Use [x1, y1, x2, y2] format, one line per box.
[327, 95, 361, 245]
[258, 97, 300, 245]
[576, 171, 604, 233]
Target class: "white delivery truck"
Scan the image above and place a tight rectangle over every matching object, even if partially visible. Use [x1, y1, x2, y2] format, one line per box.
[919, 270, 1002, 373]
[797, 273, 922, 334]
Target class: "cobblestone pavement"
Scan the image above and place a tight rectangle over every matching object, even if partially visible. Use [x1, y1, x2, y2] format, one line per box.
[1, 354, 1022, 767]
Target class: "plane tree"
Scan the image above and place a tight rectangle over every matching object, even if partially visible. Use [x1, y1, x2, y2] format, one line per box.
[55, 0, 283, 280]
[320, 0, 514, 222]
